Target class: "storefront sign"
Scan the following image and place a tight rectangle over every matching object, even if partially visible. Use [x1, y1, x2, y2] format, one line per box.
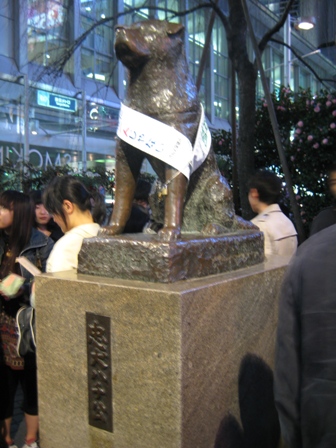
[37, 90, 77, 113]
[0, 144, 73, 169]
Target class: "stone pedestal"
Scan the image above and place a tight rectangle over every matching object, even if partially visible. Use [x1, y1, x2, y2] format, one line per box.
[35, 256, 289, 448]
[78, 230, 264, 283]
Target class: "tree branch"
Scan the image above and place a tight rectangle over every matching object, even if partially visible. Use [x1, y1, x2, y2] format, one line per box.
[321, 78, 336, 84]
[208, 0, 230, 32]
[270, 38, 331, 90]
[258, 0, 296, 55]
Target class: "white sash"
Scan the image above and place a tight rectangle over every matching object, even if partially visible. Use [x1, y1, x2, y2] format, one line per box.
[117, 103, 211, 179]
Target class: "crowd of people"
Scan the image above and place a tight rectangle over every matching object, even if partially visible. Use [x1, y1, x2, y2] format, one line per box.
[0, 176, 106, 448]
[0, 167, 335, 447]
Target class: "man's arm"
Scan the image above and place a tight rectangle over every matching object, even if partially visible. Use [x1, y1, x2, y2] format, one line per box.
[274, 263, 302, 447]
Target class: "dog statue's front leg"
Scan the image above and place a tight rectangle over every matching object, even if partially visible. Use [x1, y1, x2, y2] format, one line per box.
[158, 169, 188, 241]
[100, 141, 143, 236]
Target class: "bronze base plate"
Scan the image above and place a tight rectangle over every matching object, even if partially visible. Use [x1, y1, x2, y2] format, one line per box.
[78, 230, 264, 283]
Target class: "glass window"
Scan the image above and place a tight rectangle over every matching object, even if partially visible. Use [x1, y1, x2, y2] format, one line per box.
[0, 1, 14, 58]
[311, 78, 318, 94]
[256, 49, 270, 98]
[290, 63, 295, 91]
[86, 102, 118, 138]
[81, 0, 114, 83]
[187, 6, 206, 86]
[124, 0, 150, 24]
[213, 17, 229, 120]
[259, 0, 300, 17]
[0, 79, 25, 150]
[299, 69, 311, 89]
[28, 0, 69, 66]
[157, 1, 180, 21]
[272, 51, 283, 94]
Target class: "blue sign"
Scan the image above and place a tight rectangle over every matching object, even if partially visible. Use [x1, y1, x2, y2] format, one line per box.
[37, 90, 77, 113]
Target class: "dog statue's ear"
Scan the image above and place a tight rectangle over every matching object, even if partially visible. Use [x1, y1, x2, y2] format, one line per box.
[166, 22, 185, 37]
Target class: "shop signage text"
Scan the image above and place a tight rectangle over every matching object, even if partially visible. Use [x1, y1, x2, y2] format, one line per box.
[37, 90, 77, 113]
[0, 145, 72, 169]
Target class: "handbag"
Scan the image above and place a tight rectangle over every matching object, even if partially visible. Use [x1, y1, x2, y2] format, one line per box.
[0, 310, 24, 368]
[14, 253, 41, 357]
[16, 305, 36, 357]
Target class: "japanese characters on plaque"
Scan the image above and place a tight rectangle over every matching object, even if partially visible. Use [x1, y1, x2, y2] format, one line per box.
[86, 312, 113, 432]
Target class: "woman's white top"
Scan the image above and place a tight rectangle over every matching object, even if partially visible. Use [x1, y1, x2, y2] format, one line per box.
[251, 204, 298, 257]
[46, 223, 100, 273]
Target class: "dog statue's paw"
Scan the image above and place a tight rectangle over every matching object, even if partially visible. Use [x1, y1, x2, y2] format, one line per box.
[158, 226, 181, 242]
[99, 225, 124, 236]
[202, 223, 227, 236]
[234, 215, 258, 230]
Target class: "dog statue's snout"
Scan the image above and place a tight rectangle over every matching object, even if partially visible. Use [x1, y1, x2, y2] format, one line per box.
[115, 25, 125, 33]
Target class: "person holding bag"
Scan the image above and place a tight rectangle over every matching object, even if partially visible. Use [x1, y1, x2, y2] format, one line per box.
[0, 191, 54, 448]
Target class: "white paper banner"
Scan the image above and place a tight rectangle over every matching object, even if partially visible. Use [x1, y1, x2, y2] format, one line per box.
[117, 103, 211, 179]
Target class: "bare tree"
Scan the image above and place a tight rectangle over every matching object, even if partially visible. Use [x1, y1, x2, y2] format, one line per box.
[209, 0, 296, 217]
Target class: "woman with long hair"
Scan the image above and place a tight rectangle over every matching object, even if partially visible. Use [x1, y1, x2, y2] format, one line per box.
[29, 190, 63, 242]
[0, 191, 54, 448]
[43, 176, 106, 273]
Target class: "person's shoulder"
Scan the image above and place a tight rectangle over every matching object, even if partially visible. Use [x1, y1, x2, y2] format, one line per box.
[285, 224, 336, 291]
[30, 227, 52, 246]
[315, 205, 336, 215]
[68, 223, 100, 238]
[298, 224, 336, 258]
[31, 226, 46, 240]
[253, 204, 282, 221]
[310, 206, 336, 236]
[276, 210, 297, 230]
[254, 204, 296, 237]
[312, 206, 336, 222]
[265, 204, 295, 226]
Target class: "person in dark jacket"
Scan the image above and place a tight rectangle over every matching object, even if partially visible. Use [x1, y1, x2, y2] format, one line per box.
[0, 191, 54, 448]
[310, 164, 336, 236]
[123, 179, 152, 233]
[274, 223, 336, 447]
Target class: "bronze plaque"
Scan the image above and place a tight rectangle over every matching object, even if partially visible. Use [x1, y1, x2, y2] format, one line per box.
[86, 312, 113, 432]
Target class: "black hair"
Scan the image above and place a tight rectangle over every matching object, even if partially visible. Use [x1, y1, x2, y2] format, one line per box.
[134, 179, 151, 202]
[0, 190, 34, 270]
[29, 189, 64, 240]
[43, 176, 106, 226]
[90, 191, 107, 225]
[29, 189, 43, 206]
[248, 170, 282, 205]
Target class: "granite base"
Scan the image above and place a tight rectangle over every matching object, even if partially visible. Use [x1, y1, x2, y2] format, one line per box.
[35, 256, 288, 448]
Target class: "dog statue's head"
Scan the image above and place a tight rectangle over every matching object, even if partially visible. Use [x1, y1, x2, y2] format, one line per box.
[114, 19, 185, 69]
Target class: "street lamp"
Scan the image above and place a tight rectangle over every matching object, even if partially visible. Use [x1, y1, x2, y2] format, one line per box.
[284, 14, 316, 88]
[295, 16, 316, 31]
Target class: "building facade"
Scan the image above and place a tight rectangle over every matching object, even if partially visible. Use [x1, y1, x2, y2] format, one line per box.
[0, 0, 334, 172]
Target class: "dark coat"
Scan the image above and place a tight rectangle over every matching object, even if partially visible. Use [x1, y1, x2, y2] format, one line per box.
[123, 204, 150, 233]
[274, 223, 336, 447]
[310, 205, 336, 237]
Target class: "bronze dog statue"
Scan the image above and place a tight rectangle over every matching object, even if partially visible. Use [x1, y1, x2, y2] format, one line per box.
[102, 19, 251, 240]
